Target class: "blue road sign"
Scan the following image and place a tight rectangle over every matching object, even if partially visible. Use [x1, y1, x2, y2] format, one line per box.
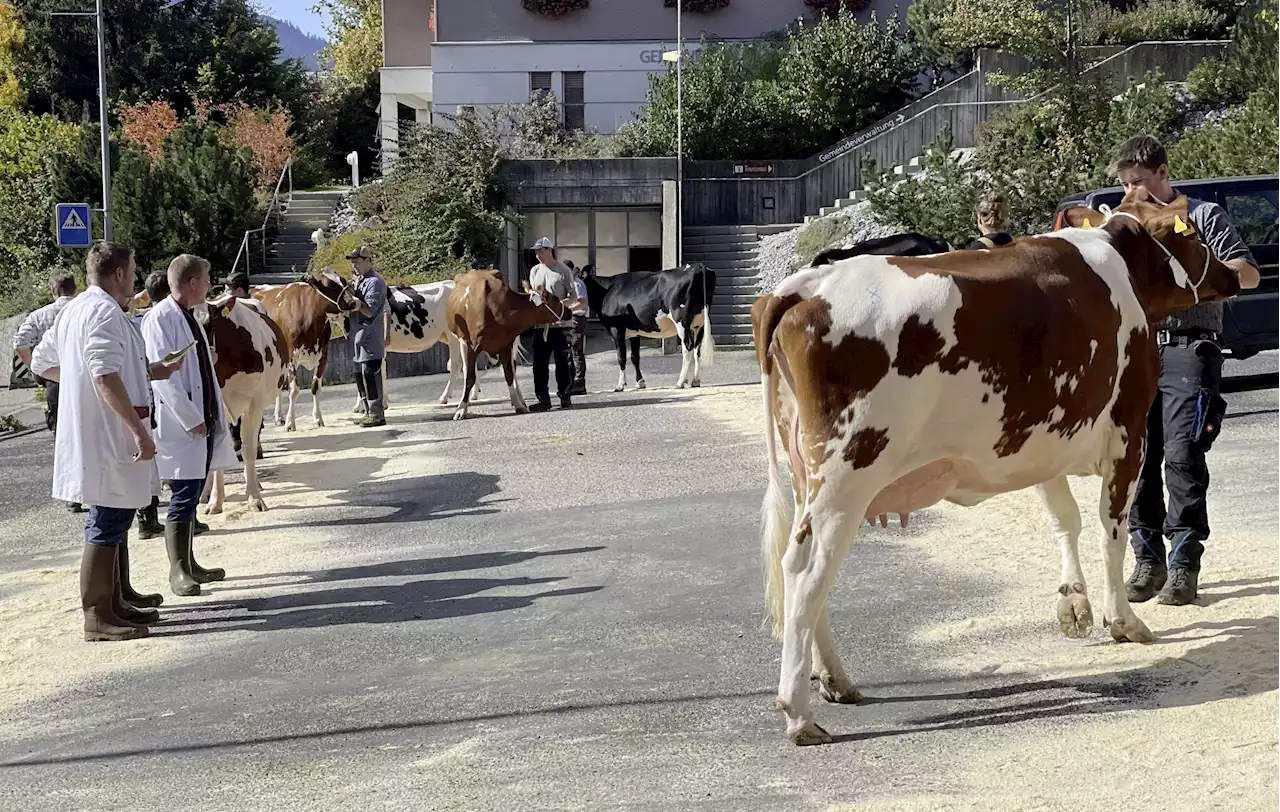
[55, 203, 92, 248]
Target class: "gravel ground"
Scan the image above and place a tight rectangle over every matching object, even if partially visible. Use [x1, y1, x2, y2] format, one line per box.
[756, 202, 904, 294]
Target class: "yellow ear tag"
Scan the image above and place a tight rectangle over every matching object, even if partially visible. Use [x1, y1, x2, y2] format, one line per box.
[1174, 215, 1194, 235]
[1081, 217, 1093, 230]
[222, 306, 231, 318]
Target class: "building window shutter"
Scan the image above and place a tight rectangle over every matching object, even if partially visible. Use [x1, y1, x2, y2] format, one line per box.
[563, 71, 585, 130]
[530, 71, 553, 102]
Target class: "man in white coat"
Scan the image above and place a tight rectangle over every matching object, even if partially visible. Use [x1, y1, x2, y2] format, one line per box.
[30, 242, 184, 642]
[142, 254, 238, 597]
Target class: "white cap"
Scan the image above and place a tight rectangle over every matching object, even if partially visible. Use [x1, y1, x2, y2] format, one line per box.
[531, 236, 554, 250]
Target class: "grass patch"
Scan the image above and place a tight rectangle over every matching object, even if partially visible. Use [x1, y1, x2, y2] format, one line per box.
[793, 215, 854, 268]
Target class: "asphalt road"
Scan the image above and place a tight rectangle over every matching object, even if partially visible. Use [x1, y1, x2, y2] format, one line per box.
[0, 347, 1274, 811]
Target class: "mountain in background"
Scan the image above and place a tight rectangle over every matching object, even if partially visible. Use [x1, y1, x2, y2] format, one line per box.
[268, 16, 328, 72]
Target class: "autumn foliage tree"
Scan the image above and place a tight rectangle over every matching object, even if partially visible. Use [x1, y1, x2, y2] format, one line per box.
[118, 100, 180, 162]
[219, 101, 294, 188]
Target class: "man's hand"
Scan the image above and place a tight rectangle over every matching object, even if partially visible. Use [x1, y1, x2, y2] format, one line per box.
[131, 428, 156, 462]
[149, 358, 183, 380]
[191, 423, 207, 436]
[1229, 258, 1261, 290]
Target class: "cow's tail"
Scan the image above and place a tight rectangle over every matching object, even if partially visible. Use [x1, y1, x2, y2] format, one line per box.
[698, 307, 715, 367]
[755, 293, 802, 640]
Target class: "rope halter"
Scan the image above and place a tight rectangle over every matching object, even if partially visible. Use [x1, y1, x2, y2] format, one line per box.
[1097, 204, 1210, 305]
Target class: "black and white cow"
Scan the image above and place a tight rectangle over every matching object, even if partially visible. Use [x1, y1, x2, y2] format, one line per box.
[809, 232, 953, 267]
[583, 263, 716, 391]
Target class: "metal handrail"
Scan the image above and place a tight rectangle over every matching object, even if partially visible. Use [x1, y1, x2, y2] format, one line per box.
[231, 156, 294, 278]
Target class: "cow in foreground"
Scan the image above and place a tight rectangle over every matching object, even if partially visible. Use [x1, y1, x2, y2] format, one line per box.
[752, 190, 1241, 745]
[583, 264, 716, 392]
[195, 295, 289, 513]
[251, 272, 357, 431]
[445, 269, 574, 420]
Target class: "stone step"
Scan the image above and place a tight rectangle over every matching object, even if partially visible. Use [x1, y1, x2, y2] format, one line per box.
[683, 232, 757, 246]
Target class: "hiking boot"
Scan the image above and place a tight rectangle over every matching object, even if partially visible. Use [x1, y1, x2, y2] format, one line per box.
[358, 415, 386, 428]
[118, 540, 163, 609]
[559, 397, 573, 409]
[189, 521, 225, 584]
[1157, 566, 1199, 606]
[1125, 558, 1168, 603]
[568, 381, 587, 396]
[81, 544, 148, 642]
[164, 521, 201, 597]
[136, 497, 163, 540]
[528, 401, 553, 413]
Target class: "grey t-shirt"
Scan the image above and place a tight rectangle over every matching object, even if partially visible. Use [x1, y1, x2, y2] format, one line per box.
[350, 270, 388, 362]
[529, 260, 576, 327]
[1160, 195, 1258, 333]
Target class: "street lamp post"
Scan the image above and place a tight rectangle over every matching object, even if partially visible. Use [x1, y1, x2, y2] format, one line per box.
[662, 3, 684, 268]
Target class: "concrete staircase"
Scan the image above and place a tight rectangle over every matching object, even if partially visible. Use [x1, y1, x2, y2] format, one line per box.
[255, 190, 346, 284]
[803, 147, 976, 224]
[681, 225, 767, 348]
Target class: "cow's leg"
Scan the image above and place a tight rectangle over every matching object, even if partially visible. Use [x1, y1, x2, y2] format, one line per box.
[208, 470, 226, 515]
[690, 324, 704, 388]
[441, 333, 461, 404]
[241, 406, 267, 511]
[311, 356, 327, 428]
[285, 372, 301, 432]
[381, 356, 390, 409]
[500, 346, 529, 415]
[673, 323, 692, 389]
[630, 336, 645, 390]
[452, 344, 477, 421]
[274, 372, 289, 426]
[1099, 463, 1156, 644]
[1037, 475, 1093, 638]
[811, 605, 862, 704]
[612, 328, 627, 392]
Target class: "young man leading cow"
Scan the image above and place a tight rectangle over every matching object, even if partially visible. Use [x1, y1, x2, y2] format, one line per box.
[1108, 135, 1261, 606]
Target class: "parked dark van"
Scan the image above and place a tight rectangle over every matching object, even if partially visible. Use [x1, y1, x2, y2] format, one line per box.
[1056, 174, 1278, 360]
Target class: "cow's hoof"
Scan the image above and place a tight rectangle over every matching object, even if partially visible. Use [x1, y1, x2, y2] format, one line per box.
[275, 417, 285, 427]
[1106, 615, 1155, 644]
[315, 419, 325, 428]
[788, 720, 833, 747]
[691, 379, 701, 388]
[818, 674, 863, 705]
[635, 380, 647, 391]
[206, 504, 223, 516]
[285, 424, 296, 433]
[613, 386, 624, 393]
[249, 498, 267, 512]
[1056, 583, 1094, 638]
[438, 396, 450, 405]
[451, 409, 468, 421]
[515, 405, 530, 415]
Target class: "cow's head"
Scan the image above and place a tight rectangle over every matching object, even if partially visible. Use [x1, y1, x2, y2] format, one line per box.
[306, 268, 359, 313]
[1059, 189, 1240, 321]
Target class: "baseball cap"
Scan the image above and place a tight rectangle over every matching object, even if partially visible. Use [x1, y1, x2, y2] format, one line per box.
[530, 237, 554, 250]
[345, 245, 373, 260]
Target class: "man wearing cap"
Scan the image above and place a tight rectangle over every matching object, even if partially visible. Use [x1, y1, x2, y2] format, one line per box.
[347, 245, 389, 428]
[528, 238, 577, 411]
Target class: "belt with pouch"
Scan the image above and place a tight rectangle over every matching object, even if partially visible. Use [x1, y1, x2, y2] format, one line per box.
[1155, 328, 1219, 348]
[134, 406, 151, 419]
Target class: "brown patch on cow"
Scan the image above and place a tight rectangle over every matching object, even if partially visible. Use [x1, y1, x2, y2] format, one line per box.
[252, 282, 337, 371]
[793, 513, 813, 546]
[893, 315, 945, 378]
[844, 428, 889, 469]
[753, 293, 803, 374]
[888, 240, 1123, 456]
[1107, 327, 1158, 522]
[205, 306, 265, 388]
[446, 270, 571, 356]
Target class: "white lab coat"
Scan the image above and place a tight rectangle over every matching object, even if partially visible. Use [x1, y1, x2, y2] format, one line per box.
[141, 296, 237, 481]
[30, 286, 156, 509]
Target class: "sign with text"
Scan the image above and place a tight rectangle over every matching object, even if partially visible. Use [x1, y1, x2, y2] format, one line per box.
[733, 162, 776, 177]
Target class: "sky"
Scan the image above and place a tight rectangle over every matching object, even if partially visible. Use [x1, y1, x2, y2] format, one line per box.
[254, 0, 329, 38]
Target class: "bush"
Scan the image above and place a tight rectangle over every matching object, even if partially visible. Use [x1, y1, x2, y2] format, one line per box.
[865, 134, 984, 246]
[1169, 91, 1280, 178]
[1079, 0, 1229, 44]
[793, 215, 856, 267]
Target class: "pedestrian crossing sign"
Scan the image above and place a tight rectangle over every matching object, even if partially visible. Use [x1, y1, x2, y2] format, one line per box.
[55, 203, 92, 248]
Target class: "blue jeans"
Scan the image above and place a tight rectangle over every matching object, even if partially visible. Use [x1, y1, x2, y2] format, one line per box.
[84, 506, 136, 548]
[167, 478, 206, 523]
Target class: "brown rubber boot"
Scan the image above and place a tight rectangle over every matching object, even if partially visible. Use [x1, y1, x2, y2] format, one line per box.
[188, 520, 225, 584]
[164, 521, 201, 597]
[119, 540, 163, 608]
[114, 545, 160, 624]
[82, 544, 149, 642]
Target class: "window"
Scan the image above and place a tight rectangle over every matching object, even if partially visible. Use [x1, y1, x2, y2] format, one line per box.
[563, 71, 585, 130]
[521, 209, 663, 279]
[1223, 190, 1279, 246]
[530, 71, 553, 102]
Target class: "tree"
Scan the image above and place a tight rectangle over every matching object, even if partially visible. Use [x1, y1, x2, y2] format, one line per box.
[0, 1, 23, 110]
[313, 0, 382, 83]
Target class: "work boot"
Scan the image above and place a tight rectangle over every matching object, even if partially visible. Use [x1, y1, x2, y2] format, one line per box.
[136, 496, 163, 540]
[81, 544, 148, 642]
[68, 502, 87, 514]
[164, 521, 202, 597]
[559, 396, 573, 410]
[188, 520, 225, 584]
[1159, 533, 1204, 606]
[1124, 529, 1167, 603]
[358, 415, 387, 427]
[113, 548, 159, 625]
[118, 540, 163, 609]
[568, 380, 587, 396]
[529, 400, 553, 413]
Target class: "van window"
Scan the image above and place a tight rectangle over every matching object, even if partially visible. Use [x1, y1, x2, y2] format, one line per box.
[1223, 189, 1279, 246]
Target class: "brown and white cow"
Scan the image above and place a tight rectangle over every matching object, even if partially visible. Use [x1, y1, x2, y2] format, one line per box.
[251, 272, 357, 431]
[195, 295, 290, 513]
[445, 269, 574, 420]
[752, 191, 1241, 745]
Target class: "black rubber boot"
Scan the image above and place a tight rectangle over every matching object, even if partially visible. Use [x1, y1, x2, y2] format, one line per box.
[118, 540, 163, 608]
[1124, 530, 1167, 603]
[193, 518, 210, 536]
[113, 548, 159, 624]
[164, 521, 201, 597]
[136, 496, 163, 540]
[188, 520, 225, 584]
[82, 544, 148, 642]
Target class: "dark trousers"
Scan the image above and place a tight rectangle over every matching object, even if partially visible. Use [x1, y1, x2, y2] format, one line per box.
[1128, 338, 1225, 570]
[532, 327, 573, 404]
[84, 506, 135, 548]
[569, 315, 588, 386]
[44, 380, 59, 433]
[354, 359, 385, 417]
[167, 432, 215, 523]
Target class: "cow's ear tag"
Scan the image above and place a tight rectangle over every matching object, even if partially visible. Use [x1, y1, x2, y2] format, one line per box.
[1081, 217, 1092, 230]
[1174, 215, 1194, 235]
[221, 306, 231, 318]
